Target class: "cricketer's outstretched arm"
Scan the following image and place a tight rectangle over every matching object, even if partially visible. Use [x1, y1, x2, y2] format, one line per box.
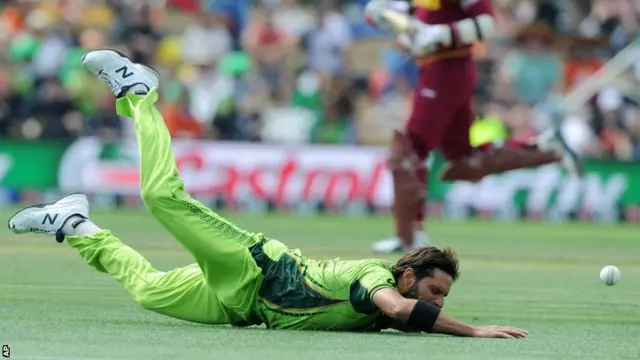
[373, 288, 475, 336]
[372, 288, 527, 338]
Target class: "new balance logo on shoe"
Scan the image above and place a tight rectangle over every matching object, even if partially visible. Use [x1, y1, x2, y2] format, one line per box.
[42, 213, 58, 225]
[115, 66, 134, 79]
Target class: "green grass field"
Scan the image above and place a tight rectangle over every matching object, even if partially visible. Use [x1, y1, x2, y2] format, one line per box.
[1, 207, 639, 359]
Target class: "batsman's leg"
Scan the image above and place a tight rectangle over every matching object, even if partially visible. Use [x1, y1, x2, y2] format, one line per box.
[116, 89, 262, 323]
[387, 130, 425, 248]
[378, 65, 457, 252]
[440, 104, 573, 182]
[66, 228, 226, 324]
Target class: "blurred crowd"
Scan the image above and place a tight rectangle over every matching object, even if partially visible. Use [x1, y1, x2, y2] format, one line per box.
[2, 0, 640, 160]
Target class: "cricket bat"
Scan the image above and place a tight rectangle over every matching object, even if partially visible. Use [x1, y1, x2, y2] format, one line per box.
[560, 41, 640, 112]
[379, 9, 412, 34]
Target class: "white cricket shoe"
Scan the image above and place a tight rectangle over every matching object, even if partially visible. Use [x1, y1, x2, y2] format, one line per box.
[81, 49, 159, 97]
[537, 129, 583, 177]
[8, 194, 90, 242]
[372, 231, 430, 253]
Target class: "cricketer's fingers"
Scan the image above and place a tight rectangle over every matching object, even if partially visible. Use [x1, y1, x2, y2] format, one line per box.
[501, 327, 527, 339]
[497, 331, 517, 339]
[505, 326, 528, 338]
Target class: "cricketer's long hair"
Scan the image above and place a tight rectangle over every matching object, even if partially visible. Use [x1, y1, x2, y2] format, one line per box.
[392, 246, 460, 284]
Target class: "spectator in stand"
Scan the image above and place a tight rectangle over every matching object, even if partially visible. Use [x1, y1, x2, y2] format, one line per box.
[625, 106, 640, 160]
[83, 94, 122, 140]
[302, 6, 353, 90]
[186, 59, 234, 139]
[180, 11, 232, 66]
[160, 88, 203, 139]
[290, 68, 324, 122]
[502, 102, 536, 144]
[27, 76, 76, 139]
[110, 3, 161, 65]
[242, 9, 292, 97]
[270, 0, 316, 40]
[208, 0, 250, 50]
[594, 88, 635, 160]
[357, 74, 413, 145]
[168, 0, 200, 13]
[499, 23, 564, 105]
[0, 64, 21, 137]
[1, 0, 640, 162]
[579, 0, 638, 52]
[310, 79, 356, 145]
[28, 10, 68, 82]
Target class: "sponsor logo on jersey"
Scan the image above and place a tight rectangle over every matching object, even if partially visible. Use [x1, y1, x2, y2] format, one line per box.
[413, 0, 441, 10]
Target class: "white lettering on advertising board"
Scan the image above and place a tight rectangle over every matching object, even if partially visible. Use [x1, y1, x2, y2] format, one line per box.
[58, 138, 395, 207]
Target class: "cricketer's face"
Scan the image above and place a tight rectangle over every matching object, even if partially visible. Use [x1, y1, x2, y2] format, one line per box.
[400, 268, 453, 309]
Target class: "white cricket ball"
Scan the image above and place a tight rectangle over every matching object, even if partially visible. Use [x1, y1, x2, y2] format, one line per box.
[600, 265, 621, 286]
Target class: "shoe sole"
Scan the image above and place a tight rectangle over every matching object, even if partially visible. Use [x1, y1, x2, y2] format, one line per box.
[7, 193, 88, 232]
[372, 244, 430, 253]
[81, 49, 161, 82]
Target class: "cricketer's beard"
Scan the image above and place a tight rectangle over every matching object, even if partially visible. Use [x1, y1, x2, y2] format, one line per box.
[401, 281, 420, 299]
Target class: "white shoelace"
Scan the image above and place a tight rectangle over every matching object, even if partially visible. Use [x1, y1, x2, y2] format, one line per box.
[98, 70, 122, 94]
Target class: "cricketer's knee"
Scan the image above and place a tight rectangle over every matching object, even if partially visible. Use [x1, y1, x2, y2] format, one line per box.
[134, 283, 166, 311]
[134, 282, 221, 324]
[131, 266, 202, 314]
[139, 167, 189, 217]
[387, 130, 425, 196]
[141, 185, 174, 215]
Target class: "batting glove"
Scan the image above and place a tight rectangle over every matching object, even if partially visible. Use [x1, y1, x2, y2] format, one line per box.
[364, 0, 410, 30]
[405, 20, 448, 57]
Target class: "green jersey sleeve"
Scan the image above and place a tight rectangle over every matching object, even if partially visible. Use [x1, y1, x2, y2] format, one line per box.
[349, 261, 397, 315]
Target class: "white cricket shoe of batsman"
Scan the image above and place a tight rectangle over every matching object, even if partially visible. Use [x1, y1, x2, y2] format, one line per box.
[372, 230, 430, 253]
[7, 194, 90, 242]
[81, 49, 159, 97]
[536, 128, 584, 177]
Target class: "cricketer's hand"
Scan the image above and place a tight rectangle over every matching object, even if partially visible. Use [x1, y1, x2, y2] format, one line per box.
[472, 325, 529, 339]
[403, 20, 447, 57]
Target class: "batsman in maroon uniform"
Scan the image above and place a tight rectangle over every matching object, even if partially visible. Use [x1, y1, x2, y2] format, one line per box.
[366, 0, 581, 252]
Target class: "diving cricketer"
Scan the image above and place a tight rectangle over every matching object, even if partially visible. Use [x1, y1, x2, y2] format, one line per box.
[366, 0, 582, 253]
[8, 49, 526, 338]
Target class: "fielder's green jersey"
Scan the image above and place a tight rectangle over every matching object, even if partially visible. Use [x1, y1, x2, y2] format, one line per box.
[107, 89, 393, 331]
[249, 237, 397, 331]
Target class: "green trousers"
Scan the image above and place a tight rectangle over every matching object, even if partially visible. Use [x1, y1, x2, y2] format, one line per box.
[66, 89, 263, 326]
